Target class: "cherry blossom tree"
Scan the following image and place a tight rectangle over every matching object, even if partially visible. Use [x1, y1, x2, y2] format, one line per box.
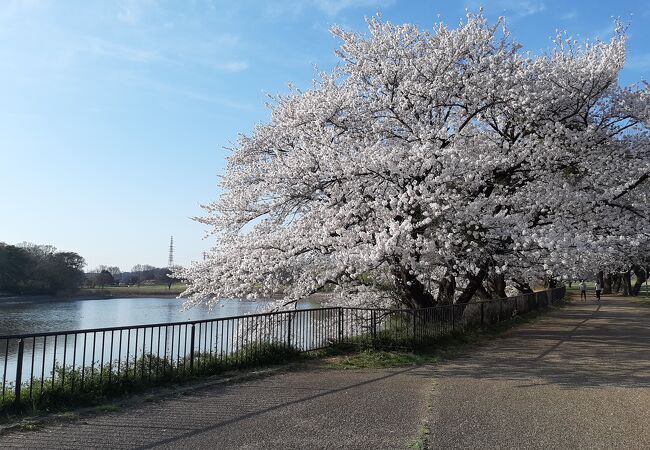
[179, 13, 649, 310]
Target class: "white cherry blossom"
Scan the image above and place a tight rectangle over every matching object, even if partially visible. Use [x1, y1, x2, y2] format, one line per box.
[178, 13, 649, 311]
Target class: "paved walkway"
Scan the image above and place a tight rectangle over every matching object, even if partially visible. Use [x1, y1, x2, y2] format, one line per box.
[429, 295, 650, 449]
[1, 365, 434, 449]
[3, 296, 650, 449]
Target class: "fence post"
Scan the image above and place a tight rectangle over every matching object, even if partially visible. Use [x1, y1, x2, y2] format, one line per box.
[452, 305, 455, 332]
[189, 324, 196, 372]
[286, 314, 292, 348]
[480, 302, 484, 328]
[14, 339, 24, 405]
[412, 311, 417, 343]
[499, 298, 502, 322]
[338, 307, 343, 343]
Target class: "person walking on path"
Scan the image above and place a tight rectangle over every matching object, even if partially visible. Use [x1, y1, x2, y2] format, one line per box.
[595, 281, 602, 303]
[579, 280, 587, 301]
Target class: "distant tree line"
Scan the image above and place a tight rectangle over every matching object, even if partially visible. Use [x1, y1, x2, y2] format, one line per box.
[86, 264, 182, 289]
[0, 242, 86, 295]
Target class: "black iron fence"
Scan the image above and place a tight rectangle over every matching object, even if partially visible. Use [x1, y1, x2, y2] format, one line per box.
[0, 287, 565, 409]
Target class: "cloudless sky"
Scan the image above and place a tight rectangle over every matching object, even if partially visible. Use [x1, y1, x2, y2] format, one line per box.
[1, 0, 648, 271]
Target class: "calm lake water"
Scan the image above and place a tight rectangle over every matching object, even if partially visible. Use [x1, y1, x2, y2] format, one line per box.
[0, 296, 293, 336]
[0, 296, 325, 387]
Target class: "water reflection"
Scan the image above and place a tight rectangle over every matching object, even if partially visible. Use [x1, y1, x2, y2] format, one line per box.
[0, 296, 321, 388]
[0, 297, 284, 336]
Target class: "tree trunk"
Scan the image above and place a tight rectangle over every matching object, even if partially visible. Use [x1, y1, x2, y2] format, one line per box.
[456, 267, 489, 305]
[511, 278, 534, 294]
[632, 265, 647, 296]
[436, 269, 456, 305]
[545, 277, 558, 289]
[475, 283, 491, 299]
[392, 266, 436, 309]
[626, 271, 633, 296]
[486, 272, 507, 299]
[603, 273, 612, 294]
[612, 273, 621, 293]
[597, 271, 604, 289]
[621, 270, 632, 296]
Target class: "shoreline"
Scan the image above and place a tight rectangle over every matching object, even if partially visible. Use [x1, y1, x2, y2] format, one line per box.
[0, 292, 181, 303]
[0, 291, 330, 304]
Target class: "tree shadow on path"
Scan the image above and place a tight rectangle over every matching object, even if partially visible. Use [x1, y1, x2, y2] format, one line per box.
[438, 297, 650, 389]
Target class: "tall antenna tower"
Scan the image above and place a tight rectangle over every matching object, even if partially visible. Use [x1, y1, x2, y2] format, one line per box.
[168, 236, 174, 268]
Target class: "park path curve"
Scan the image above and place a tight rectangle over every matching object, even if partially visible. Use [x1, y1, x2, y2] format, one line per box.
[428, 295, 650, 449]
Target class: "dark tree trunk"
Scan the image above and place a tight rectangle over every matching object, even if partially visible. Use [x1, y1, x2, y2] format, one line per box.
[632, 265, 647, 296]
[456, 267, 489, 305]
[436, 269, 456, 305]
[612, 273, 621, 293]
[511, 278, 534, 294]
[603, 273, 612, 295]
[621, 270, 632, 296]
[392, 266, 436, 309]
[626, 271, 633, 296]
[544, 277, 558, 289]
[475, 283, 491, 300]
[486, 273, 507, 299]
[597, 271, 604, 289]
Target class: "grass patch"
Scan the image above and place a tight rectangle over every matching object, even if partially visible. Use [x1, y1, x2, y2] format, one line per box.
[326, 349, 439, 369]
[408, 424, 429, 450]
[78, 283, 187, 297]
[57, 411, 79, 421]
[323, 298, 567, 370]
[13, 422, 43, 432]
[95, 404, 120, 413]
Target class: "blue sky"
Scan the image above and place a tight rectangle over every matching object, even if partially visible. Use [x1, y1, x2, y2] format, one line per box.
[1, 0, 648, 271]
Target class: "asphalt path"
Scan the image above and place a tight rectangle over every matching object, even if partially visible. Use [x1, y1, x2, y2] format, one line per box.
[428, 295, 650, 449]
[1, 365, 433, 449]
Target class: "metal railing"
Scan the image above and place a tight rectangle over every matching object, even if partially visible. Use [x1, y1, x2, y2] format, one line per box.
[0, 287, 565, 408]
